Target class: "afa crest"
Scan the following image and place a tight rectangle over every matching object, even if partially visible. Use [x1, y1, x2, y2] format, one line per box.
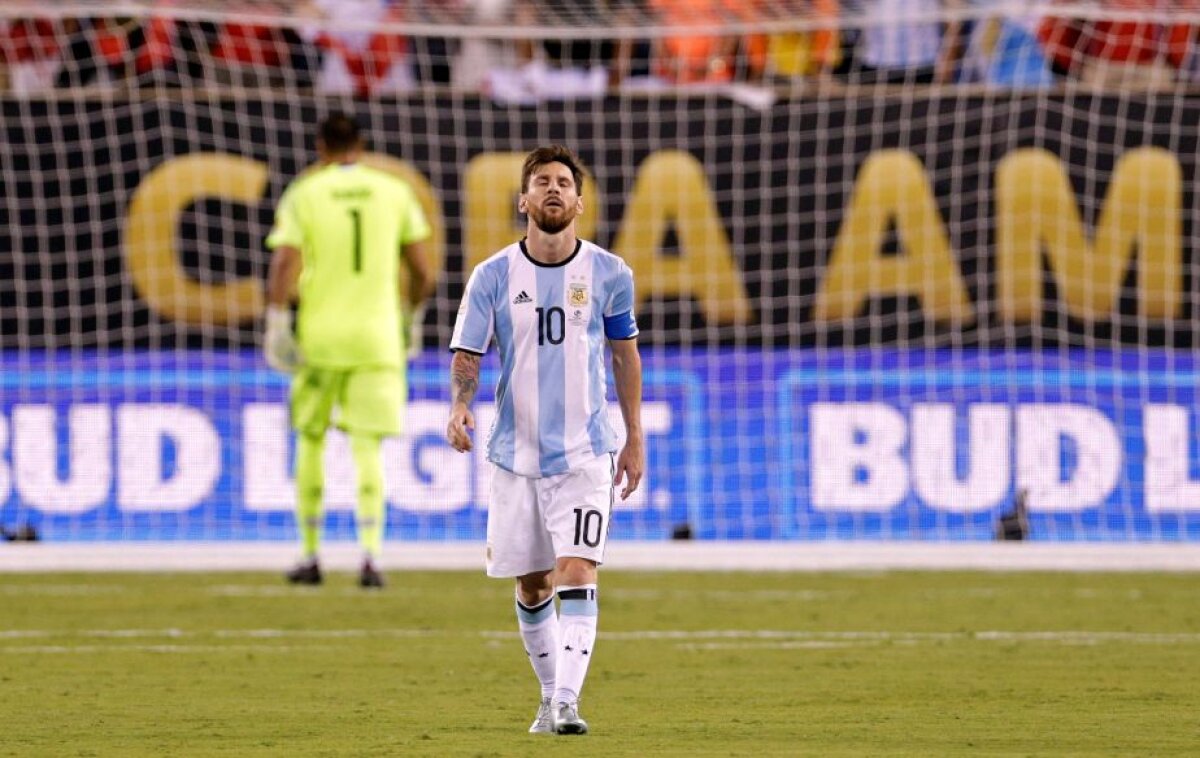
[568, 283, 589, 307]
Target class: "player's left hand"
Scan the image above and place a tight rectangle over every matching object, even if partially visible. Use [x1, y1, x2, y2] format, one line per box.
[264, 306, 302, 373]
[446, 403, 475, 453]
[613, 436, 644, 500]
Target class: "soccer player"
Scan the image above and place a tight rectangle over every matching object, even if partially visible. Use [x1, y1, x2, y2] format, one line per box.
[263, 113, 433, 589]
[445, 145, 644, 735]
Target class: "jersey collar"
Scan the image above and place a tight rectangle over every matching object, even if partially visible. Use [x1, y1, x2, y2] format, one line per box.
[519, 238, 582, 268]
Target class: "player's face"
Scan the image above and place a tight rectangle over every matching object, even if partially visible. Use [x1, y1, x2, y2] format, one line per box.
[519, 162, 582, 235]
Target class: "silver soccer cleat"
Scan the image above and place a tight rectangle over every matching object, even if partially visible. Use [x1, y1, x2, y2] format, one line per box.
[528, 698, 554, 734]
[553, 701, 589, 735]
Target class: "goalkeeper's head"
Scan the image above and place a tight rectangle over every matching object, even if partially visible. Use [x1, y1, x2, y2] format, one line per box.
[317, 112, 362, 163]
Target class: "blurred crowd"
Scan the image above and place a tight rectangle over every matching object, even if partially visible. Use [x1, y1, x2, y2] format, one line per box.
[1, 0, 1198, 99]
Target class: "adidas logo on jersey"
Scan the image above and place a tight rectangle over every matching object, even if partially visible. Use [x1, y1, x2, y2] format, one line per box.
[512, 291, 533, 304]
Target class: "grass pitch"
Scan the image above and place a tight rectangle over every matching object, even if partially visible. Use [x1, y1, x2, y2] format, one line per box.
[2, 569, 1198, 756]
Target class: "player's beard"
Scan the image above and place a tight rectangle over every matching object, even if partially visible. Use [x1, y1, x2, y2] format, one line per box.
[528, 202, 575, 235]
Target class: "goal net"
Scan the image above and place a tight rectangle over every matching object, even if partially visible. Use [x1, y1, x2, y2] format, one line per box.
[2, 1, 1198, 542]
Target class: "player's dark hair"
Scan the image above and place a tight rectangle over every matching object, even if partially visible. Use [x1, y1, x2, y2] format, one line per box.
[521, 145, 586, 195]
[318, 112, 361, 154]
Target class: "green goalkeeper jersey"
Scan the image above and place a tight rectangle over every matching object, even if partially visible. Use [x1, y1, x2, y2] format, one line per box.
[266, 162, 431, 369]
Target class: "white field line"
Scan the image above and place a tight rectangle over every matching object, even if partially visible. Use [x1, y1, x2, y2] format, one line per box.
[5, 628, 1200, 651]
[5, 542, 1200, 572]
[207, 585, 407, 598]
[0, 585, 129, 596]
[0, 644, 307, 655]
[8, 583, 1194, 602]
[679, 641, 864, 650]
[214, 629, 443, 639]
[610, 589, 855, 601]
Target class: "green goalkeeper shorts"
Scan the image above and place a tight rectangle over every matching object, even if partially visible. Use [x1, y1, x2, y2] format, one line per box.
[290, 366, 405, 437]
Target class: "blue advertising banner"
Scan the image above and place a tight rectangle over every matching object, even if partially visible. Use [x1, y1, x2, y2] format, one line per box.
[3, 350, 1200, 542]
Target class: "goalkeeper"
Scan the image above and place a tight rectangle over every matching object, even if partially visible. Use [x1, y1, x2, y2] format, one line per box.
[263, 112, 433, 588]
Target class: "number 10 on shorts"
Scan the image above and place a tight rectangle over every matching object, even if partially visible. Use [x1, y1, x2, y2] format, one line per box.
[573, 508, 604, 547]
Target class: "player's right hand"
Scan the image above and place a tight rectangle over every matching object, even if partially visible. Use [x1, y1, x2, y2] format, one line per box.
[264, 305, 303, 373]
[446, 404, 475, 453]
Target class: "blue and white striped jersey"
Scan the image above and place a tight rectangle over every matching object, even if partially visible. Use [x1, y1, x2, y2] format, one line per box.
[450, 238, 639, 478]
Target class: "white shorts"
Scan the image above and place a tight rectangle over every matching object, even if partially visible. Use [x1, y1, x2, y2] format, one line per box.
[485, 454, 615, 578]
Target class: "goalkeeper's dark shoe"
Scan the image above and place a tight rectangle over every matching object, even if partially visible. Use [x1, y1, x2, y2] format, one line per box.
[358, 561, 385, 589]
[285, 560, 322, 586]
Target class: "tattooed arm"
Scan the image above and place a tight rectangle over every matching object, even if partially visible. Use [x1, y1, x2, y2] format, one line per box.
[446, 350, 481, 452]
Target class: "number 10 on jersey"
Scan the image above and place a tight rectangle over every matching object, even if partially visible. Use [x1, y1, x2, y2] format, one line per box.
[536, 306, 565, 346]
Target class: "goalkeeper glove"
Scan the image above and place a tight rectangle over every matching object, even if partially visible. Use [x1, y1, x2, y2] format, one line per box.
[264, 305, 302, 373]
[402, 303, 427, 360]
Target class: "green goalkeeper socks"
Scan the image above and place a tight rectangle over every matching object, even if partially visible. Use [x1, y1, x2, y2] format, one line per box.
[295, 432, 326, 559]
[295, 431, 384, 560]
[350, 433, 385, 560]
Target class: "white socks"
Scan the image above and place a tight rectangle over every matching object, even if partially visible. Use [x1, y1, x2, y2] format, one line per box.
[552, 585, 598, 705]
[515, 594, 558, 699]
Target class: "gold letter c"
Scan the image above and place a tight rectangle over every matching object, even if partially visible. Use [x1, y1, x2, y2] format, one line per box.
[125, 153, 266, 325]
